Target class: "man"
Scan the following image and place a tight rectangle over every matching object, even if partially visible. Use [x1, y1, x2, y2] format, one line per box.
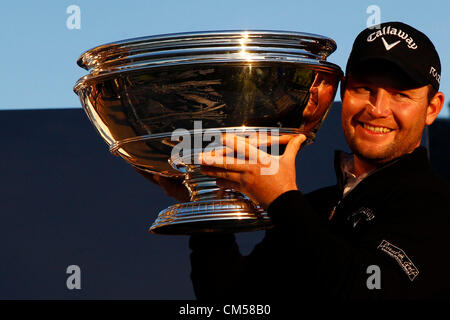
[188, 22, 450, 300]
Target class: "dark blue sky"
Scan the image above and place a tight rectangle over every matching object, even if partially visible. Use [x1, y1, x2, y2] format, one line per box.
[0, 104, 350, 299]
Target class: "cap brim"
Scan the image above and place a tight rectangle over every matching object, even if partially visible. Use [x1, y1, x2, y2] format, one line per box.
[347, 56, 429, 89]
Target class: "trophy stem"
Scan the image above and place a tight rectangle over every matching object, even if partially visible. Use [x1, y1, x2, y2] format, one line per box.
[149, 165, 272, 235]
[183, 165, 246, 202]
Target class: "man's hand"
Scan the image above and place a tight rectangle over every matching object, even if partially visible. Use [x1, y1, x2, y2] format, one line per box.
[133, 167, 190, 202]
[198, 133, 307, 209]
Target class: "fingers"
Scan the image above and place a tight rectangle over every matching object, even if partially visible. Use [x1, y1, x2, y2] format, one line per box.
[216, 178, 241, 192]
[221, 133, 263, 161]
[200, 152, 265, 171]
[200, 146, 234, 165]
[200, 165, 243, 182]
[272, 134, 295, 146]
[132, 166, 190, 202]
[132, 166, 160, 185]
[246, 133, 292, 147]
[155, 175, 190, 202]
[283, 134, 307, 162]
[200, 133, 277, 165]
[222, 132, 293, 148]
[198, 133, 306, 169]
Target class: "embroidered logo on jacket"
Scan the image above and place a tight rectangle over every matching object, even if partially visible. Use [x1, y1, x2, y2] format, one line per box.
[377, 240, 419, 281]
[348, 207, 376, 228]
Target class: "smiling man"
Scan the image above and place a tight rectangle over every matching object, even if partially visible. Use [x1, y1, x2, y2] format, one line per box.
[342, 66, 435, 172]
[186, 22, 450, 300]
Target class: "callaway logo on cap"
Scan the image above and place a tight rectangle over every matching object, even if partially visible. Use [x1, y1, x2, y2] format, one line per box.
[346, 21, 441, 90]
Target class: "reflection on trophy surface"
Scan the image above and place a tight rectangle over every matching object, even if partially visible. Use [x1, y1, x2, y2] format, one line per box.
[74, 30, 342, 235]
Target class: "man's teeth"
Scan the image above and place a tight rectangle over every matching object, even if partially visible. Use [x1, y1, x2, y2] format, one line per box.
[363, 123, 392, 133]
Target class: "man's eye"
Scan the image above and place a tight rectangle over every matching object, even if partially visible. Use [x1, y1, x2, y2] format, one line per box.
[354, 86, 371, 93]
[395, 92, 409, 98]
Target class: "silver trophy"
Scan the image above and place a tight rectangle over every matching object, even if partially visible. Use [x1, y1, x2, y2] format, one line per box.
[74, 30, 342, 234]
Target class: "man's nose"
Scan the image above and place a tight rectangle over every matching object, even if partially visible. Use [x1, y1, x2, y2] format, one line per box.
[368, 89, 391, 117]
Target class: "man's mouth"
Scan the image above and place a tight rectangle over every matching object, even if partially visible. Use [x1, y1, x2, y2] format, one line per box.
[360, 122, 393, 134]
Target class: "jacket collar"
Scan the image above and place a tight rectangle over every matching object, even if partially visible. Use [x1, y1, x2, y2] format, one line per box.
[333, 146, 431, 196]
[330, 146, 432, 229]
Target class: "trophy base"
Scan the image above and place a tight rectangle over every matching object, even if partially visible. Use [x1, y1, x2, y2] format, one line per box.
[149, 199, 272, 235]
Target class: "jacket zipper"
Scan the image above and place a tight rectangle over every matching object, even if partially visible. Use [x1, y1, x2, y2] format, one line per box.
[329, 199, 343, 221]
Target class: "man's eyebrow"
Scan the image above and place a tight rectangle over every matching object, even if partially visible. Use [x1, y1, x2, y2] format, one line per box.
[349, 73, 420, 89]
[347, 77, 371, 85]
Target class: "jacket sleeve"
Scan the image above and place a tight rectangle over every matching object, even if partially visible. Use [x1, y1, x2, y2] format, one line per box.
[189, 233, 245, 300]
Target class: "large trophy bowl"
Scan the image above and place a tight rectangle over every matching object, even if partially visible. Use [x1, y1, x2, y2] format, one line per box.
[74, 30, 342, 235]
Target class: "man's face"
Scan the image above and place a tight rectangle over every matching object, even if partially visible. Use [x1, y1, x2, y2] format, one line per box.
[341, 65, 431, 165]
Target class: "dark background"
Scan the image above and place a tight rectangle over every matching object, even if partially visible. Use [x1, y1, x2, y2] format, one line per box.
[0, 103, 448, 299]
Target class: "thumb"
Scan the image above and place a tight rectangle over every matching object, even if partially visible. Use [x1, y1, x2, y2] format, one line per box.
[284, 134, 307, 161]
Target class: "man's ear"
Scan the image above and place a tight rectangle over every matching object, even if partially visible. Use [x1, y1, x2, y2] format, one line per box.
[340, 76, 347, 101]
[425, 91, 445, 125]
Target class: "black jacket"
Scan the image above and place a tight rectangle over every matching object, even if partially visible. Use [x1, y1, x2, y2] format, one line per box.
[189, 147, 450, 300]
